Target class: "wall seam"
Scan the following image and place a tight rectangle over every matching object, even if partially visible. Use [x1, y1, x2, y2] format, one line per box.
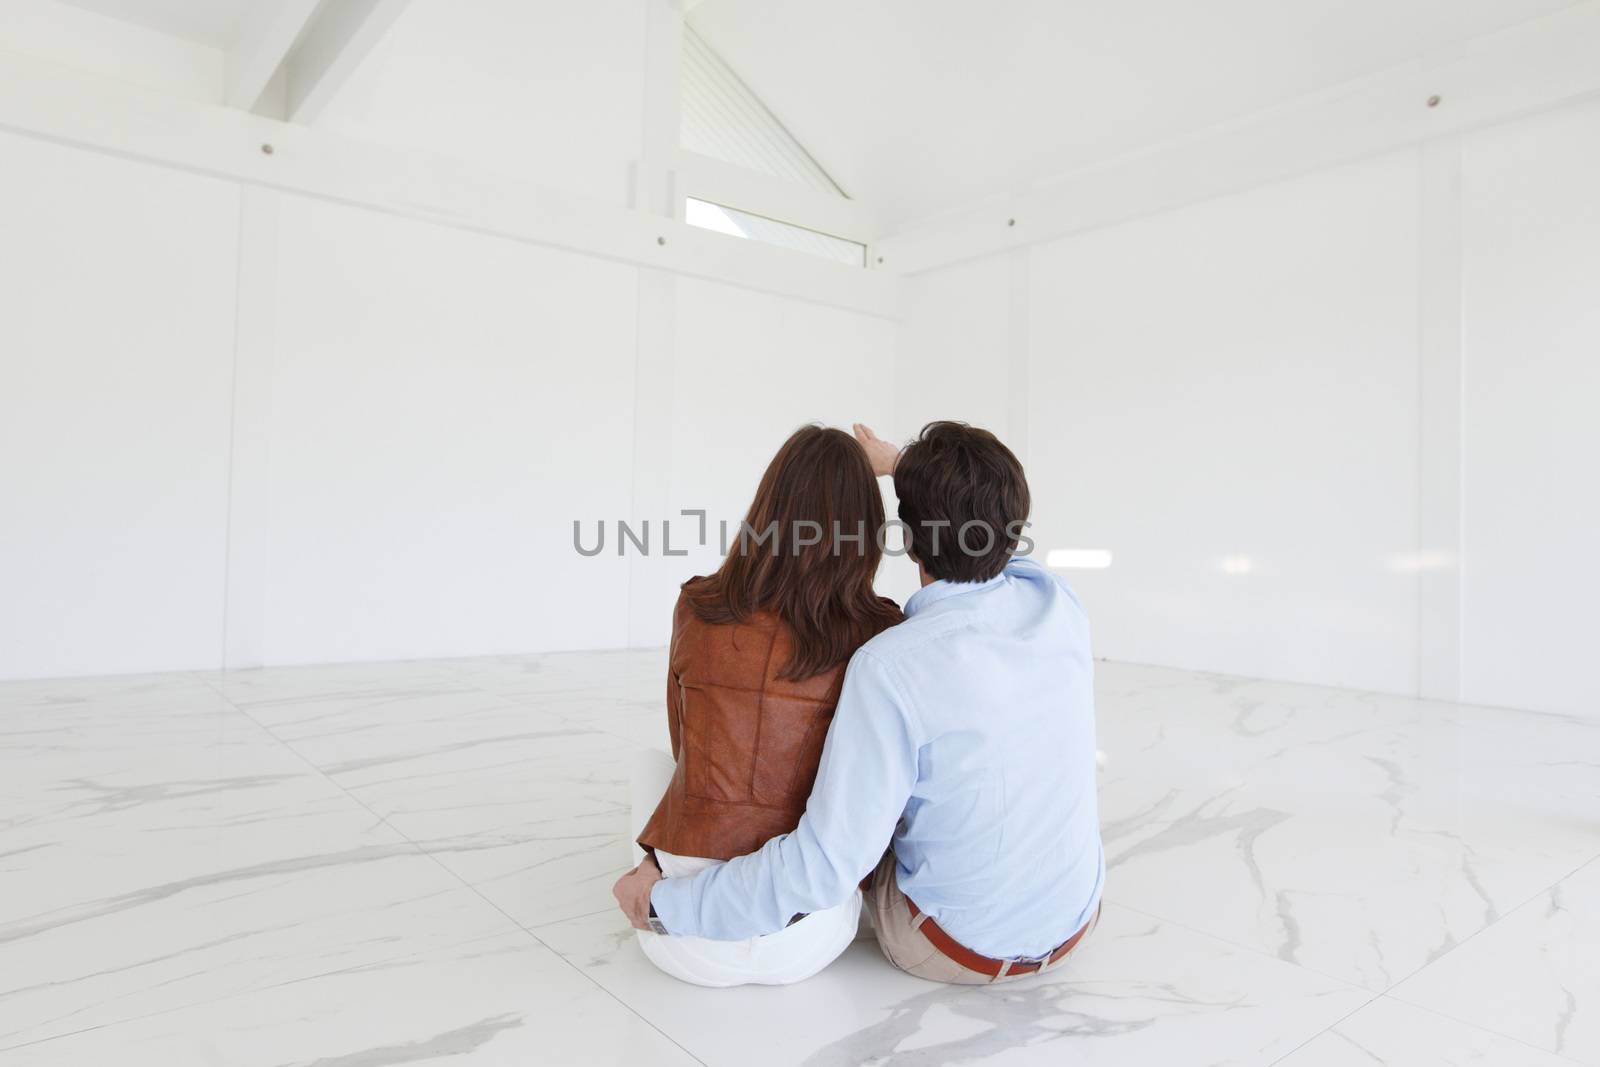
[1006, 247, 1031, 464]
[1416, 137, 1465, 701]
[217, 189, 249, 671]
[220, 187, 280, 669]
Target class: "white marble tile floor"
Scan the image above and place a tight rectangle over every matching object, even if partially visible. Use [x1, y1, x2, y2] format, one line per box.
[1, 653, 1594, 1065]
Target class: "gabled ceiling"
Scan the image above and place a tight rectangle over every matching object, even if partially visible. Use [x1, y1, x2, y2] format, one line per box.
[38, 0, 1590, 230]
[689, 0, 1581, 226]
[55, 0, 253, 47]
[311, 0, 649, 208]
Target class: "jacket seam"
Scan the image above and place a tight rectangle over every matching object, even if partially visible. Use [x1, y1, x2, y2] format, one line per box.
[747, 626, 780, 799]
[782, 711, 830, 801]
[667, 796, 799, 814]
[676, 680, 833, 702]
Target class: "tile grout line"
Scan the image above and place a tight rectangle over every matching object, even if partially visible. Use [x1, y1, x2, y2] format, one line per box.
[1262, 990, 1386, 1066]
[0, 928, 525, 1057]
[192, 672, 711, 1067]
[525, 904, 618, 930]
[1385, 848, 1599, 990]
[0, 677, 651, 1055]
[1378, 850, 1600, 1060]
[1105, 897, 1388, 998]
[390, 657, 668, 750]
[1112, 847, 1600, 1065]
[0, 685, 568, 1053]
[432, 659, 669, 763]
[1367, 994, 1592, 1067]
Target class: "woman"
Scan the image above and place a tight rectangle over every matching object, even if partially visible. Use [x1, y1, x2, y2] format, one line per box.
[627, 425, 901, 987]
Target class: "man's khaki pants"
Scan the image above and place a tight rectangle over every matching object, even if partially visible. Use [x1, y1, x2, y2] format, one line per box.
[864, 852, 1098, 985]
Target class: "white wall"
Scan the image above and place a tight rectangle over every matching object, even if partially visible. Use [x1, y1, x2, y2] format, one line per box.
[894, 255, 1013, 437]
[0, 134, 238, 678]
[1027, 151, 1422, 695]
[893, 100, 1600, 715]
[4, 24, 1596, 707]
[254, 195, 639, 664]
[625, 275, 905, 645]
[0, 128, 900, 679]
[1458, 96, 1600, 719]
[668, 276, 898, 565]
[894, 154, 1425, 695]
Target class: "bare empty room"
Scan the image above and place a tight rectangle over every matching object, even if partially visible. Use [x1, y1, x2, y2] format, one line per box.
[2, 1, 1598, 1064]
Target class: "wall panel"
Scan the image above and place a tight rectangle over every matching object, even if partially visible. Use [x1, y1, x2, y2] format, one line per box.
[1459, 96, 1600, 718]
[624, 276, 906, 641]
[894, 255, 1012, 439]
[0, 133, 238, 678]
[1021, 151, 1422, 693]
[259, 195, 638, 663]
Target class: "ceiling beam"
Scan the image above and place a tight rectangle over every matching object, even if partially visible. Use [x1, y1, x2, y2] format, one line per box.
[284, 0, 411, 124]
[0, 46, 899, 319]
[224, 0, 324, 112]
[634, 0, 684, 217]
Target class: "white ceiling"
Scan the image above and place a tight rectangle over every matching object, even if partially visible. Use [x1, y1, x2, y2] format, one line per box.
[39, 0, 1586, 227]
[311, 0, 649, 209]
[55, 0, 253, 47]
[689, 0, 1581, 225]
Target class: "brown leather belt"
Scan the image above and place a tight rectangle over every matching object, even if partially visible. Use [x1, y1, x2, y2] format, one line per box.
[906, 898, 1095, 978]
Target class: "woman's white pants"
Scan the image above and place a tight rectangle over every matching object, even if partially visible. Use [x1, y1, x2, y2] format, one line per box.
[628, 748, 860, 988]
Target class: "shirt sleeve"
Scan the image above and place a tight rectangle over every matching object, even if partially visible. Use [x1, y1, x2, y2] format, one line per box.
[648, 648, 918, 940]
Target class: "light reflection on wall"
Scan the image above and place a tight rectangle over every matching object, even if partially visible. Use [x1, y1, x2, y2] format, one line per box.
[1046, 549, 1113, 570]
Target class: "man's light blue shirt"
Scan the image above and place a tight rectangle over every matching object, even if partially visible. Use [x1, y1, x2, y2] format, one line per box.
[649, 556, 1105, 959]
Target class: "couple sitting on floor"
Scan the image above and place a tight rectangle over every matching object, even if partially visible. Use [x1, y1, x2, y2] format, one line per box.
[612, 420, 1105, 987]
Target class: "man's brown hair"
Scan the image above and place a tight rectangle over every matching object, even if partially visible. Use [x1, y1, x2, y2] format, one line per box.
[894, 421, 1030, 583]
[683, 425, 901, 679]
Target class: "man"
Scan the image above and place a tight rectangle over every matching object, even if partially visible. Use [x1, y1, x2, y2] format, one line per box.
[614, 421, 1104, 984]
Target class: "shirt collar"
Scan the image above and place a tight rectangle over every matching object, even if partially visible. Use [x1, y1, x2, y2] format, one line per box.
[904, 568, 1009, 618]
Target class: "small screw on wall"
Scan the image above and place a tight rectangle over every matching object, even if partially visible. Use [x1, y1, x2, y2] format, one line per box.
[260, 143, 275, 155]
[877, 256, 885, 265]
[657, 236, 667, 246]
[1007, 218, 1016, 227]
[1426, 95, 1441, 109]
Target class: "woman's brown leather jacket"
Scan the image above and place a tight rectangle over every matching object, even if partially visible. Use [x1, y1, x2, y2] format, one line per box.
[639, 591, 884, 861]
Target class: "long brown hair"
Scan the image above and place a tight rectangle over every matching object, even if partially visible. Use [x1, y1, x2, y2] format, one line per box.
[683, 425, 901, 679]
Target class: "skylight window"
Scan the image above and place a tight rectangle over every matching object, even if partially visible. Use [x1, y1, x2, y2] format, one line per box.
[685, 198, 865, 267]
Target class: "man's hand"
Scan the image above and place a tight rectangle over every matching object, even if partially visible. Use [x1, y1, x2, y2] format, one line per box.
[853, 423, 901, 477]
[612, 854, 663, 931]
